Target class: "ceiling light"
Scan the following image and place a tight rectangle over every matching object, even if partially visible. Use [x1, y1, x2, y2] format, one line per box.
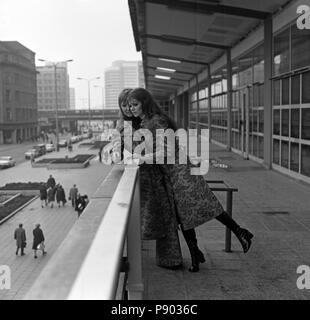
[158, 58, 181, 64]
[156, 67, 176, 73]
[155, 75, 171, 80]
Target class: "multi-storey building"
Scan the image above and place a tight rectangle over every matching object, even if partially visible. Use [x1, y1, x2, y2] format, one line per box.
[0, 41, 37, 144]
[104, 60, 145, 110]
[70, 87, 76, 109]
[36, 62, 70, 124]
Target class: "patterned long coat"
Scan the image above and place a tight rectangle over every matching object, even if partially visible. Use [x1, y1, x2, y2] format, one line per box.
[139, 114, 224, 230]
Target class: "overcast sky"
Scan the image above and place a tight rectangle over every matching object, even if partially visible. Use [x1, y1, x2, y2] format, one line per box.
[0, 0, 141, 108]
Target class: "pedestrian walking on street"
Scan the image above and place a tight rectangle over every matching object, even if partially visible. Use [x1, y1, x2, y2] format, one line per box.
[69, 184, 78, 208]
[128, 88, 254, 272]
[39, 183, 48, 208]
[47, 175, 56, 189]
[47, 187, 56, 208]
[32, 224, 46, 259]
[14, 224, 26, 256]
[56, 184, 66, 207]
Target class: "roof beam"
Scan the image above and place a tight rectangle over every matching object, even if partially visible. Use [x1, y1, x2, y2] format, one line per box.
[145, 0, 270, 19]
[147, 53, 209, 66]
[142, 34, 229, 50]
[148, 79, 183, 87]
[147, 74, 188, 82]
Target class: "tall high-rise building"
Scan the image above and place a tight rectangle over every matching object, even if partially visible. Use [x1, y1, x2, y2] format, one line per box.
[36, 62, 70, 114]
[0, 41, 37, 144]
[69, 87, 76, 109]
[104, 60, 144, 110]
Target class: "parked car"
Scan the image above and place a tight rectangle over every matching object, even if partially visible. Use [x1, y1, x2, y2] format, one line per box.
[45, 143, 56, 152]
[58, 139, 67, 148]
[34, 144, 46, 156]
[25, 148, 39, 159]
[0, 156, 16, 169]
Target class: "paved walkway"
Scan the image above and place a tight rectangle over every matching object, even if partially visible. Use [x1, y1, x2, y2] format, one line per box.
[142, 143, 310, 300]
[0, 144, 112, 300]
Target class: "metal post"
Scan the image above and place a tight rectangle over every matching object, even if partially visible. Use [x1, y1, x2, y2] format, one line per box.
[227, 49, 232, 151]
[207, 64, 212, 142]
[126, 171, 143, 299]
[54, 64, 59, 151]
[225, 190, 233, 252]
[88, 80, 91, 128]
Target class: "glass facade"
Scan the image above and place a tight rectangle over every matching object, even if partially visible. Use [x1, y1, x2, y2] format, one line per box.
[272, 22, 310, 179]
[187, 18, 310, 181]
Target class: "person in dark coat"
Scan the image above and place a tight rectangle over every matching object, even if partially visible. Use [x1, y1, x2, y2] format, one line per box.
[47, 187, 56, 208]
[32, 224, 46, 258]
[128, 88, 254, 272]
[55, 184, 66, 207]
[46, 175, 56, 189]
[75, 194, 88, 218]
[111, 89, 183, 269]
[39, 184, 48, 208]
[14, 224, 26, 256]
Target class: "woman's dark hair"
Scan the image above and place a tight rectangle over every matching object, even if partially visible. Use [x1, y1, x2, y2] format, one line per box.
[128, 87, 178, 130]
[118, 88, 141, 130]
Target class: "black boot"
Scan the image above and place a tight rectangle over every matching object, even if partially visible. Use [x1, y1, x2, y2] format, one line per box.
[181, 228, 206, 272]
[216, 211, 254, 253]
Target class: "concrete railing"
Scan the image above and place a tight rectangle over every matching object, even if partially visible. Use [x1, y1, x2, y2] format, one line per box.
[24, 164, 143, 300]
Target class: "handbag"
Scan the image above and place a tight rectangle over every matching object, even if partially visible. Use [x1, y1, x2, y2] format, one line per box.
[23, 241, 27, 248]
[37, 242, 45, 251]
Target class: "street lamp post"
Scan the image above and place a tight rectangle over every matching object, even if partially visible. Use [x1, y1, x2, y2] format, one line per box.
[38, 58, 73, 151]
[77, 77, 100, 129]
[94, 85, 105, 127]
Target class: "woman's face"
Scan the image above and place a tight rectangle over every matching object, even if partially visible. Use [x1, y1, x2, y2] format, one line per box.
[129, 98, 143, 118]
[120, 100, 132, 117]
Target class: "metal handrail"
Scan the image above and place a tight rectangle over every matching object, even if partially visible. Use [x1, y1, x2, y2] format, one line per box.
[67, 165, 142, 300]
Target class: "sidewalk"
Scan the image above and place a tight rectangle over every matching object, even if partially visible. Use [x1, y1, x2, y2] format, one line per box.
[0, 144, 112, 300]
[142, 143, 310, 300]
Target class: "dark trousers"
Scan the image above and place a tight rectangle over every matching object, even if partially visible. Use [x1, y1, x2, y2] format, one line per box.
[16, 246, 24, 255]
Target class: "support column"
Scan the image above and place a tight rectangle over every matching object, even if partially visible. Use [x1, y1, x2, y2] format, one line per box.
[227, 48, 232, 151]
[263, 16, 273, 169]
[207, 65, 212, 143]
[195, 75, 200, 131]
[0, 130, 3, 144]
[12, 129, 17, 144]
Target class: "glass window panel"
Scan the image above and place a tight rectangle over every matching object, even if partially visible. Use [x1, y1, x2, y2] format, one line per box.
[281, 141, 289, 168]
[281, 109, 289, 136]
[273, 139, 280, 164]
[273, 109, 280, 135]
[199, 99, 208, 110]
[302, 72, 310, 103]
[259, 136, 264, 159]
[252, 135, 258, 156]
[273, 28, 290, 76]
[253, 110, 258, 132]
[291, 109, 300, 138]
[291, 75, 300, 104]
[281, 78, 290, 105]
[199, 89, 206, 99]
[190, 102, 197, 111]
[291, 24, 310, 70]
[302, 108, 310, 140]
[301, 144, 310, 177]
[259, 110, 264, 133]
[290, 142, 299, 173]
[199, 113, 208, 125]
[189, 112, 197, 123]
[273, 80, 280, 105]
